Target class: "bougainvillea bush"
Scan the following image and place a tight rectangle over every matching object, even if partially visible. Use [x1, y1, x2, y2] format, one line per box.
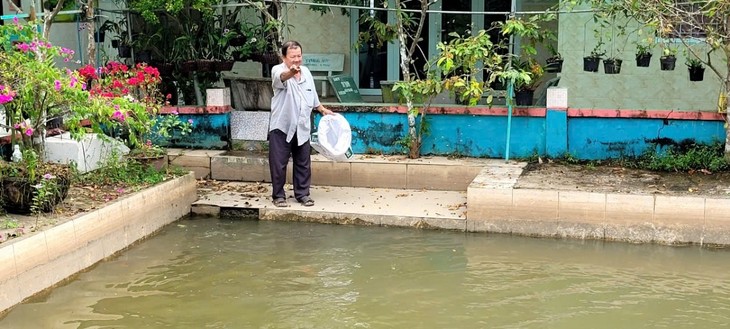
[77, 61, 164, 149]
[0, 19, 155, 154]
[77, 61, 193, 156]
[0, 19, 159, 214]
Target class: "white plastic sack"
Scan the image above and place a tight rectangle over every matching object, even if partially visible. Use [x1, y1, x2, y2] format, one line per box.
[311, 113, 353, 162]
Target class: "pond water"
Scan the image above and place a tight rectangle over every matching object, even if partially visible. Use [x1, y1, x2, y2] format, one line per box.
[2, 217, 730, 328]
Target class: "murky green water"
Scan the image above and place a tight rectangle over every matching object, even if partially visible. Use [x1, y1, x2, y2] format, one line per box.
[2, 217, 730, 328]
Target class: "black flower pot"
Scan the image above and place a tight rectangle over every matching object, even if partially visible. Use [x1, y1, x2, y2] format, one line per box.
[689, 67, 705, 81]
[111, 39, 120, 48]
[635, 53, 652, 67]
[515, 89, 534, 106]
[229, 36, 247, 47]
[1, 171, 70, 214]
[603, 58, 622, 74]
[583, 57, 600, 72]
[660, 56, 676, 71]
[545, 58, 563, 73]
[93, 31, 105, 43]
[135, 51, 152, 64]
[118, 45, 132, 58]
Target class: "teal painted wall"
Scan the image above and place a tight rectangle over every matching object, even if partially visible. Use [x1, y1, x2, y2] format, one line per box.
[155, 113, 231, 150]
[568, 117, 724, 160]
[316, 110, 724, 160]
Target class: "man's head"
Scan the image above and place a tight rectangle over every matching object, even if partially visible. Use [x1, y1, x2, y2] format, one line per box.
[281, 41, 303, 67]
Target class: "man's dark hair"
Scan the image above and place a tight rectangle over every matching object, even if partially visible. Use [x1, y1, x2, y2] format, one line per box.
[281, 40, 303, 56]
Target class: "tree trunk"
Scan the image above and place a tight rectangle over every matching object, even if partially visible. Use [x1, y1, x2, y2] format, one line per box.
[393, 0, 420, 159]
[86, 1, 96, 67]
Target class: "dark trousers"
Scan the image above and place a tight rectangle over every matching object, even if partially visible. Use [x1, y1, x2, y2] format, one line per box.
[268, 129, 311, 200]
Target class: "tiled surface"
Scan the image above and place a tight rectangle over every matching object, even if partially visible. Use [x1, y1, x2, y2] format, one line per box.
[351, 162, 407, 188]
[558, 191, 606, 223]
[605, 193, 654, 224]
[705, 198, 730, 224]
[466, 187, 513, 220]
[512, 189, 559, 220]
[654, 196, 706, 226]
[406, 164, 481, 190]
[311, 161, 352, 186]
[230, 111, 269, 141]
[211, 156, 268, 181]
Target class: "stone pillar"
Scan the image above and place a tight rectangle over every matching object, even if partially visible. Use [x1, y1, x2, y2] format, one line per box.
[546, 87, 568, 157]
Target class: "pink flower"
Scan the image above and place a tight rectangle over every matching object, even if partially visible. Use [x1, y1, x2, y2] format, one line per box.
[0, 94, 13, 104]
[187, 119, 194, 124]
[54, 80, 62, 91]
[13, 17, 18, 25]
[111, 110, 126, 122]
[43, 174, 55, 179]
[24, 128, 33, 136]
[15, 43, 30, 52]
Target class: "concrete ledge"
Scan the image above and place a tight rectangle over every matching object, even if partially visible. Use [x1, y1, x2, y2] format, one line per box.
[168, 149, 227, 179]
[0, 173, 197, 314]
[466, 183, 730, 245]
[257, 209, 466, 231]
[209, 153, 493, 191]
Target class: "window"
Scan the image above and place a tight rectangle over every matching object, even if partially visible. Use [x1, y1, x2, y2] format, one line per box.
[666, 1, 717, 39]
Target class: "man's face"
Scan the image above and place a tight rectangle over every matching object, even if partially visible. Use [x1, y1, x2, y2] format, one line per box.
[283, 46, 302, 68]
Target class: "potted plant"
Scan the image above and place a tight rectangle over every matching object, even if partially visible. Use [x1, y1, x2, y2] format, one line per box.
[251, 19, 285, 65]
[99, 18, 132, 58]
[131, 32, 162, 64]
[545, 44, 563, 73]
[603, 56, 623, 74]
[660, 46, 677, 71]
[512, 58, 545, 106]
[635, 43, 652, 67]
[583, 44, 604, 72]
[230, 21, 270, 62]
[686, 56, 705, 81]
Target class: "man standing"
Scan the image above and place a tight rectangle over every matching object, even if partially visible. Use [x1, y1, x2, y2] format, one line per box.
[269, 40, 334, 207]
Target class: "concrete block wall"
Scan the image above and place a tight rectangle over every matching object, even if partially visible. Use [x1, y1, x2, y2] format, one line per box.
[467, 172, 730, 245]
[206, 153, 490, 191]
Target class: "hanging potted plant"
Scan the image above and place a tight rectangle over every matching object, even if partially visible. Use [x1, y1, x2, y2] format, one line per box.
[603, 56, 623, 74]
[659, 46, 677, 71]
[583, 44, 604, 72]
[686, 57, 705, 81]
[635, 44, 652, 67]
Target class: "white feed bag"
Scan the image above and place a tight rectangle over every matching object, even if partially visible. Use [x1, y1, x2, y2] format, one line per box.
[311, 113, 353, 162]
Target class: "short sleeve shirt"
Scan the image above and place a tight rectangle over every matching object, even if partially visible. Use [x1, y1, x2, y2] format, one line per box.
[270, 63, 321, 145]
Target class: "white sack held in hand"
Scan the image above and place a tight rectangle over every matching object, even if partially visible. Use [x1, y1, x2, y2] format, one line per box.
[311, 113, 353, 162]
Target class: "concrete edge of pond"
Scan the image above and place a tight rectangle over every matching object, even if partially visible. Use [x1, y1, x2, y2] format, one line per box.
[190, 151, 730, 248]
[0, 172, 198, 315]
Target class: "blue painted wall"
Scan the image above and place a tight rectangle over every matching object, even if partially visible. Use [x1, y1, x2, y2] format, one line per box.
[315, 109, 726, 160]
[155, 113, 231, 150]
[568, 117, 726, 160]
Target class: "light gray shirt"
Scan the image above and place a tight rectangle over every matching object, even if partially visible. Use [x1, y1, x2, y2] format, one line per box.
[270, 63, 321, 145]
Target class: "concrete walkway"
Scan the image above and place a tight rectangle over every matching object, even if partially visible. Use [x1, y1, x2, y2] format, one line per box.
[195, 183, 468, 229]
